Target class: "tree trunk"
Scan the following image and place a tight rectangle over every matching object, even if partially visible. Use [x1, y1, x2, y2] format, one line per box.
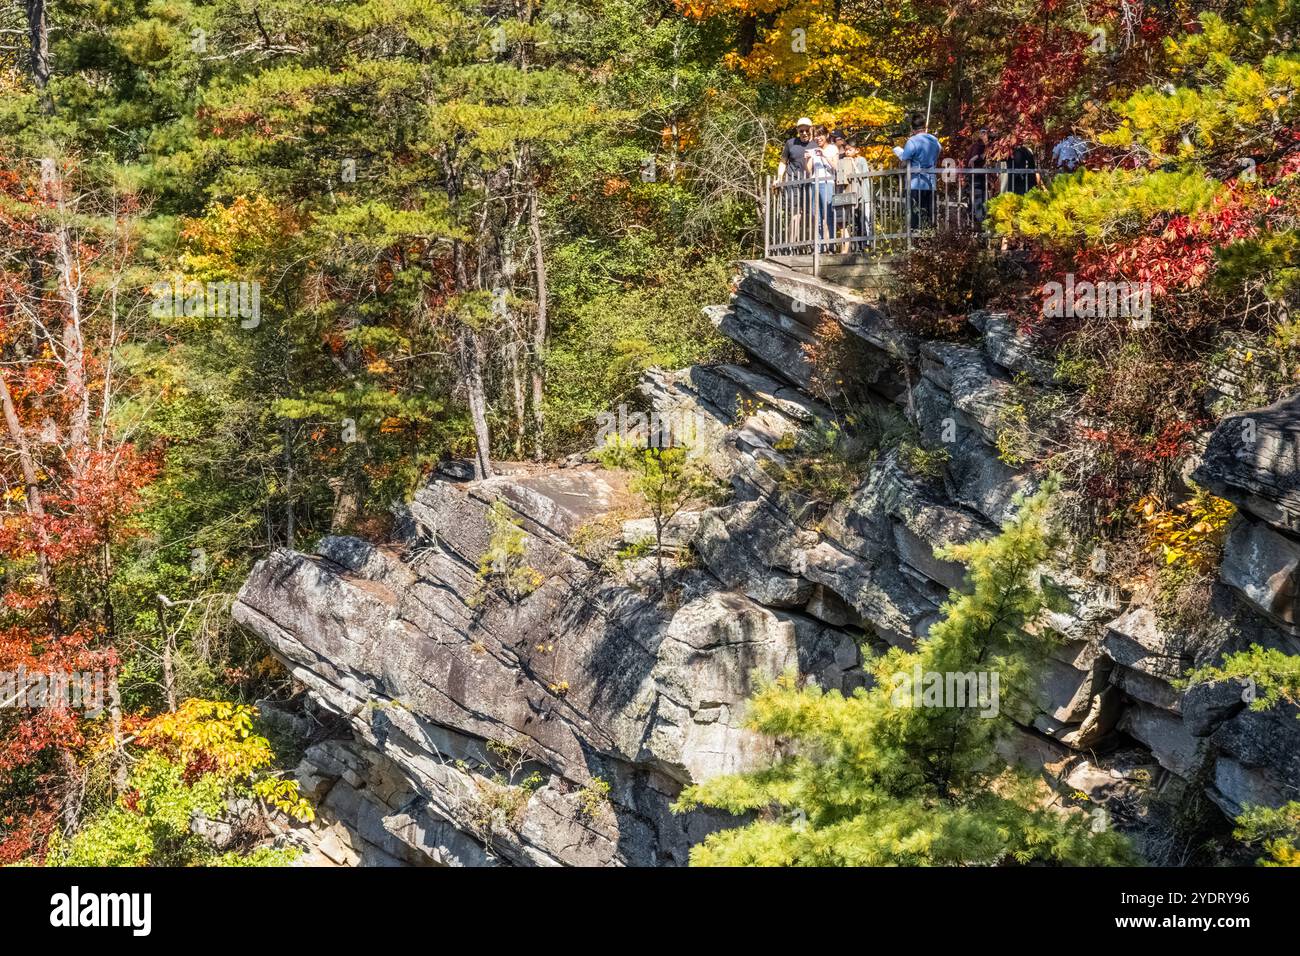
[528, 191, 548, 459]
[281, 420, 295, 550]
[444, 149, 496, 477]
[60, 750, 83, 837]
[463, 329, 493, 479]
[100, 541, 115, 638]
[507, 339, 525, 457]
[328, 476, 359, 533]
[54, 220, 91, 475]
[738, 14, 758, 56]
[0, 370, 54, 596]
[949, 34, 965, 142]
[156, 594, 177, 713]
[498, 167, 529, 456]
[108, 668, 127, 792]
[24, 0, 50, 109]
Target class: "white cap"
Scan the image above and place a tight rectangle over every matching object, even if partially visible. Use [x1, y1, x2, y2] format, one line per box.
[796, 117, 813, 128]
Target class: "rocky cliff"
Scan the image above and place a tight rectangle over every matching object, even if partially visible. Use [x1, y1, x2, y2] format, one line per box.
[233, 258, 1300, 866]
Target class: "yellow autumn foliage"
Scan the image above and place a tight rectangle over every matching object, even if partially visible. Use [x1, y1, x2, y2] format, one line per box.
[1134, 488, 1235, 573]
[141, 699, 315, 822]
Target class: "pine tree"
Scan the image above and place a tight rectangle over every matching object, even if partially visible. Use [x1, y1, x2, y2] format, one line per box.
[674, 477, 1138, 866]
[598, 436, 719, 589]
[1234, 802, 1300, 867]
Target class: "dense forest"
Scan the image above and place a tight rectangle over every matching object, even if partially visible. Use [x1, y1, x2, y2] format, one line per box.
[1, 0, 1298, 867]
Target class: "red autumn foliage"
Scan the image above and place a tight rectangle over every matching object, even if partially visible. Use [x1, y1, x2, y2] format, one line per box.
[1077, 419, 1199, 466]
[182, 750, 219, 786]
[984, 24, 1090, 152]
[0, 154, 157, 859]
[0, 808, 56, 865]
[1070, 190, 1261, 303]
[0, 627, 115, 773]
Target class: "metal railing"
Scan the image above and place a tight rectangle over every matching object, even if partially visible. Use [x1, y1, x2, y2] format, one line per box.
[763, 166, 1051, 275]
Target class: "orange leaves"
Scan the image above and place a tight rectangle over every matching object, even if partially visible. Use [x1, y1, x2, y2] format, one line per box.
[660, 123, 698, 153]
[1076, 420, 1196, 465]
[0, 625, 113, 779]
[0, 445, 158, 578]
[0, 153, 162, 864]
[0, 807, 56, 865]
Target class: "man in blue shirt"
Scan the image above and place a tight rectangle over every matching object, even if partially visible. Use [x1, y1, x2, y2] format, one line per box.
[893, 112, 942, 231]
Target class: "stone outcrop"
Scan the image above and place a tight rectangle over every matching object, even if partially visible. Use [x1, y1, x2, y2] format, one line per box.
[235, 466, 862, 866]
[235, 257, 1300, 866]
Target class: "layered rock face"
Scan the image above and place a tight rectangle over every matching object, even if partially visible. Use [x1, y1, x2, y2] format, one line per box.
[235, 467, 863, 865]
[234, 259, 1300, 866]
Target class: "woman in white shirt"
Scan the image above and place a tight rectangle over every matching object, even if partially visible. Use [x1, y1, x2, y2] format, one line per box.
[803, 126, 839, 249]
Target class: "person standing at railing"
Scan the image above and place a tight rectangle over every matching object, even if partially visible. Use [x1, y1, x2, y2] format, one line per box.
[1000, 136, 1044, 251]
[775, 118, 814, 250]
[1052, 129, 1088, 171]
[892, 111, 941, 231]
[963, 128, 991, 227]
[1006, 138, 1043, 194]
[804, 125, 839, 249]
[835, 140, 871, 249]
[777, 118, 814, 182]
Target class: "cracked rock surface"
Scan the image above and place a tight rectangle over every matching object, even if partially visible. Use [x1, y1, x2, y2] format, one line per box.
[237, 260, 1300, 865]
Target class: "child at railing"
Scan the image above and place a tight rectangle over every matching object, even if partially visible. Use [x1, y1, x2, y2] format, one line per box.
[835, 141, 870, 251]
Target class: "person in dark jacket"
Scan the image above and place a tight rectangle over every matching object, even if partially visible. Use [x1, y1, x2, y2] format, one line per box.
[963, 128, 991, 226]
[1007, 138, 1043, 195]
[775, 118, 815, 249]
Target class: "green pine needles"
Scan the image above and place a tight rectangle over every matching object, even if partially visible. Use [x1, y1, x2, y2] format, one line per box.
[1183, 645, 1300, 716]
[674, 476, 1139, 866]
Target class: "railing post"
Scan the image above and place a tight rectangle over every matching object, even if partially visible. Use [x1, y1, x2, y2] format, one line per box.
[870, 175, 876, 252]
[763, 175, 770, 259]
[905, 164, 913, 252]
[813, 179, 820, 278]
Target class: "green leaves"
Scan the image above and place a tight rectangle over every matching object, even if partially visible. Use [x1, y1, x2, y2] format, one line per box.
[472, 500, 544, 605]
[47, 702, 309, 866]
[312, 200, 461, 249]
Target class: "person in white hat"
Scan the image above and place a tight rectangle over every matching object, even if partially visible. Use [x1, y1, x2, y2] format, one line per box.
[777, 117, 814, 182]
